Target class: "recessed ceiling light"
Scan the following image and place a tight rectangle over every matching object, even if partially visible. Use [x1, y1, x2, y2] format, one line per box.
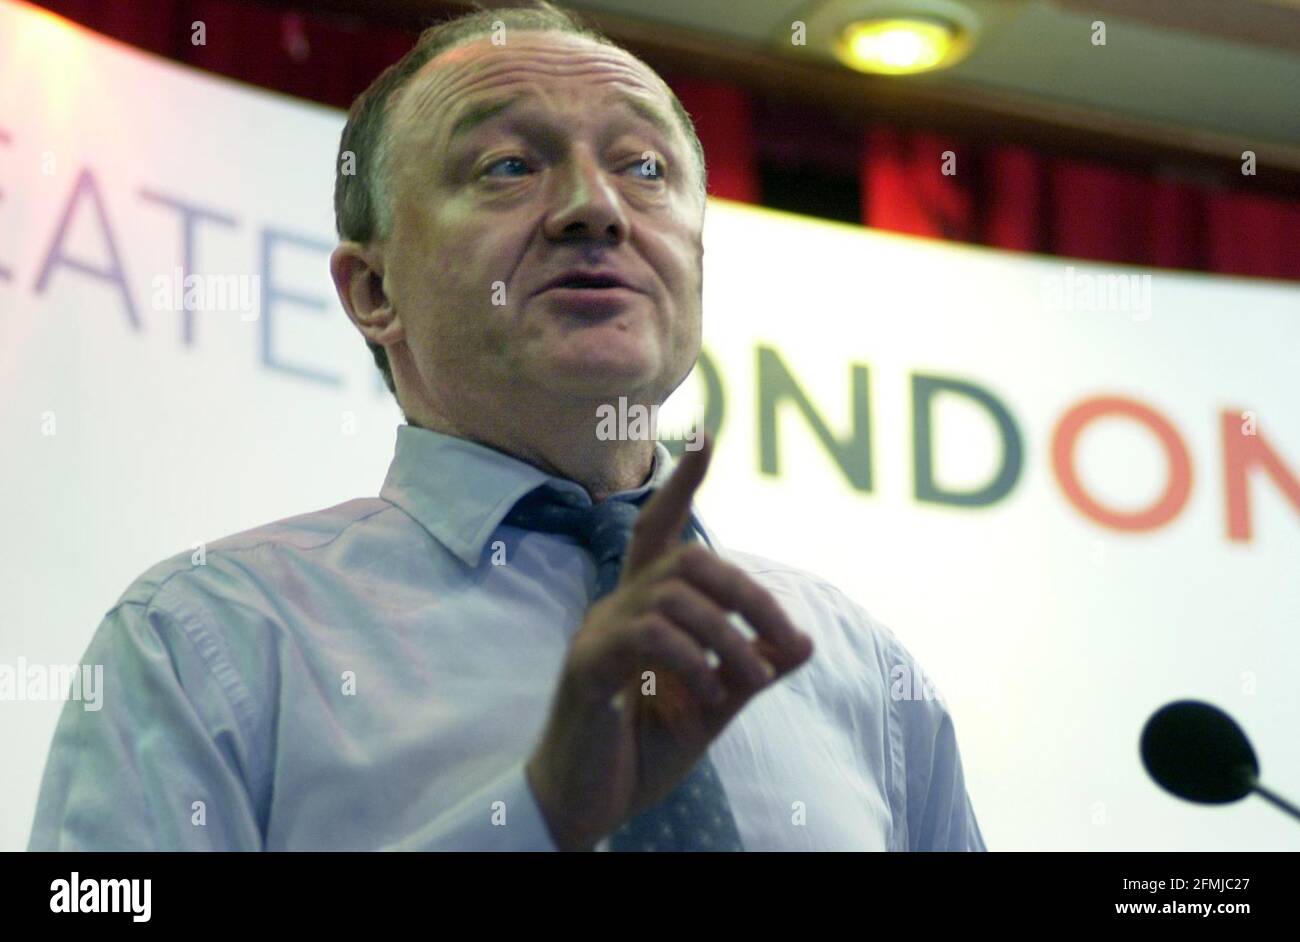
[835, 15, 970, 75]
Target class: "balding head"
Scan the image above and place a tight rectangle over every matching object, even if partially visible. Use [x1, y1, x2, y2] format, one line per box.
[329, 9, 708, 484]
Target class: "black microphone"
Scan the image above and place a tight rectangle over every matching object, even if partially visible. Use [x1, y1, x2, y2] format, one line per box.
[1140, 700, 1300, 823]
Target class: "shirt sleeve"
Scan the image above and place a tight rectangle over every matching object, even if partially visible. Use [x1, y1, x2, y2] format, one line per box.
[28, 576, 561, 852]
[26, 593, 266, 851]
[882, 628, 988, 852]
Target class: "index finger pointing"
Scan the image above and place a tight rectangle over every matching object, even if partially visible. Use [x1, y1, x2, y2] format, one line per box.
[623, 430, 713, 580]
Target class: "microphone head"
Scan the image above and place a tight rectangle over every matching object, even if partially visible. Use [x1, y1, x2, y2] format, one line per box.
[1140, 700, 1258, 804]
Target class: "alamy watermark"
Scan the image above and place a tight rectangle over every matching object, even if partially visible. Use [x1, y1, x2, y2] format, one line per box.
[890, 661, 945, 703]
[595, 396, 705, 451]
[1042, 265, 1152, 320]
[151, 267, 260, 320]
[50, 872, 150, 922]
[1, 658, 103, 710]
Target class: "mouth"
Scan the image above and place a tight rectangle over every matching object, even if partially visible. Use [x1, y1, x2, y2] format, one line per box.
[536, 270, 643, 318]
[538, 285, 640, 319]
[538, 270, 640, 294]
[541, 285, 637, 296]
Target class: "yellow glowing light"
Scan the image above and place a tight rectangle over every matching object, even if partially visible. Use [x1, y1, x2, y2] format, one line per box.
[835, 17, 967, 75]
[7, 5, 90, 123]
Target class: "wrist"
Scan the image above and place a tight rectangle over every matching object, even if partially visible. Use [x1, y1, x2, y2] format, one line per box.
[524, 754, 598, 852]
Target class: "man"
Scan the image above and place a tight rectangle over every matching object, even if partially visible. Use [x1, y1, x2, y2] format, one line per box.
[28, 1, 986, 851]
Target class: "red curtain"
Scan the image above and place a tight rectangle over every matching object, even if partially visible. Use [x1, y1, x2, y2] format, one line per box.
[670, 78, 760, 204]
[31, 0, 1300, 282]
[861, 128, 1300, 281]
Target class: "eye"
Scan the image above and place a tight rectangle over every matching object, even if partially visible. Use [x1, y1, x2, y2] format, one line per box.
[483, 156, 531, 178]
[629, 154, 665, 181]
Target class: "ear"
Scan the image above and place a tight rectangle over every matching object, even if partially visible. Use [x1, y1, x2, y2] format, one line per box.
[330, 241, 402, 347]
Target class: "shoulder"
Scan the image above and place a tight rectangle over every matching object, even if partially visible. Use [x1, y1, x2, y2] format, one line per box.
[88, 498, 405, 727]
[109, 497, 397, 619]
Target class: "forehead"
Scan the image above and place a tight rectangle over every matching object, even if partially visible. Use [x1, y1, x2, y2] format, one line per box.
[393, 30, 675, 142]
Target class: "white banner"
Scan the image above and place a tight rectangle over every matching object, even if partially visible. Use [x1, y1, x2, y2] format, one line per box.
[2, 0, 1299, 851]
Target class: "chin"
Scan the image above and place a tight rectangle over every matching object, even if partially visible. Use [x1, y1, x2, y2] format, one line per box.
[547, 342, 660, 384]
[553, 366, 656, 397]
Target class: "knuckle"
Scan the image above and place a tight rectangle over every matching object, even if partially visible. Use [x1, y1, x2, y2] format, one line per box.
[719, 566, 747, 601]
[745, 580, 776, 611]
[681, 542, 712, 567]
[651, 578, 688, 612]
[738, 570, 773, 605]
[637, 614, 673, 654]
[738, 651, 772, 688]
[717, 620, 747, 654]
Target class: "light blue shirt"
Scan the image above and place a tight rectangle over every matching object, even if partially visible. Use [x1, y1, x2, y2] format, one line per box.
[28, 424, 986, 851]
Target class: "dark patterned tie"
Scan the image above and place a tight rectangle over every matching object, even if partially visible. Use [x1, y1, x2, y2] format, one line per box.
[503, 482, 745, 852]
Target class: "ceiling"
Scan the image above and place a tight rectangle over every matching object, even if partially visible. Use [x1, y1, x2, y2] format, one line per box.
[270, 0, 1300, 191]
[561, 0, 1300, 168]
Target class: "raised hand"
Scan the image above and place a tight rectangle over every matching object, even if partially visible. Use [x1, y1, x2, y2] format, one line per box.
[525, 431, 815, 850]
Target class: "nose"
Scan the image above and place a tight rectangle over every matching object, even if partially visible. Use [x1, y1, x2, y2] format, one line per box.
[541, 145, 630, 244]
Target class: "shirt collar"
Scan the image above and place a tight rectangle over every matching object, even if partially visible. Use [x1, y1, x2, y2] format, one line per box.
[379, 424, 721, 567]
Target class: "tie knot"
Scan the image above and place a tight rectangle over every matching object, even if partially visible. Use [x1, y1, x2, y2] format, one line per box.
[503, 485, 644, 567]
[503, 483, 701, 601]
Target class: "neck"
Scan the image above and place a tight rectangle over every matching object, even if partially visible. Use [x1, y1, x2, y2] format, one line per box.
[406, 398, 658, 503]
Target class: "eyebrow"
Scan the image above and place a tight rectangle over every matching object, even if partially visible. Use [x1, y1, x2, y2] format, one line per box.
[448, 91, 678, 144]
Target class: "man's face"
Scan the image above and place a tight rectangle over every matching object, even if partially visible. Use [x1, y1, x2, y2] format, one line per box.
[378, 30, 705, 423]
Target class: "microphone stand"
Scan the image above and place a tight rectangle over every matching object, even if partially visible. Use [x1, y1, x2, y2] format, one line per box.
[1248, 777, 1300, 823]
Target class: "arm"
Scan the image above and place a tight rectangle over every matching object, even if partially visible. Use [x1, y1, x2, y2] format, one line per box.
[27, 593, 265, 851]
[883, 629, 988, 851]
[28, 584, 562, 852]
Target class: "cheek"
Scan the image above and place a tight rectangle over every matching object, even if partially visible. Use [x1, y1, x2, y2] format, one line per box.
[391, 223, 487, 316]
[434, 224, 517, 300]
[645, 221, 701, 290]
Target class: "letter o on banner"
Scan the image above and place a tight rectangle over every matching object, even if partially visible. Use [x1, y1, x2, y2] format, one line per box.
[1052, 396, 1192, 531]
